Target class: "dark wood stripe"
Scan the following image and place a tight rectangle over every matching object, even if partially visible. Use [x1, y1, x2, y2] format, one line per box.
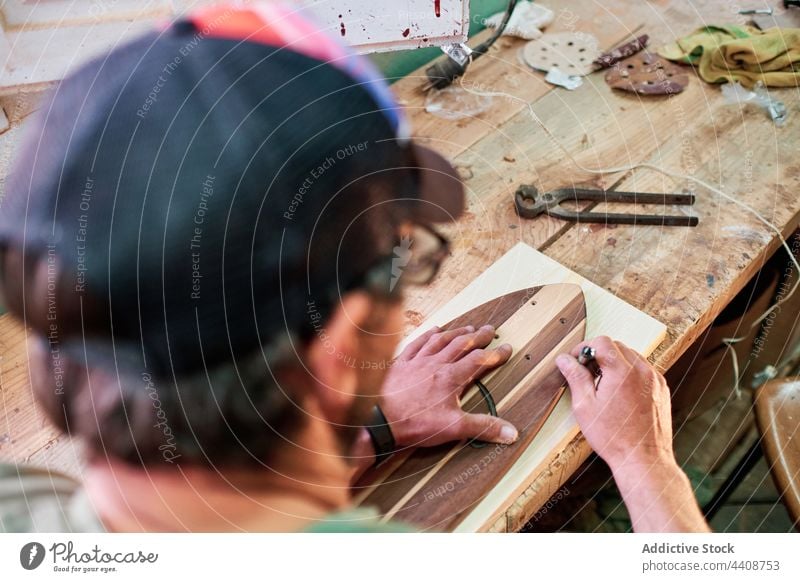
[461, 291, 586, 414]
[353, 286, 542, 503]
[439, 287, 542, 332]
[360, 285, 587, 526]
[358, 443, 454, 514]
[353, 287, 544, 497]
[395, 325, 585, 530]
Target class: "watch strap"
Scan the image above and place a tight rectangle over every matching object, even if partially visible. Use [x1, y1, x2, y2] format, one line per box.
[365, 405, 395, 465]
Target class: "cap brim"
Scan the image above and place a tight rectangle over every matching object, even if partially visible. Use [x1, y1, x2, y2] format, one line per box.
[409, 144, 465, 224]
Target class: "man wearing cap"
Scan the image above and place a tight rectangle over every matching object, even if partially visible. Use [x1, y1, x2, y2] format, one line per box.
[0, 3, 708, 533]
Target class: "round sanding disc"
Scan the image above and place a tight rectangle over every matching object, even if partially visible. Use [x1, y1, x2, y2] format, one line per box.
[605, 52, 689, 95]
[522, 32, 601, 76]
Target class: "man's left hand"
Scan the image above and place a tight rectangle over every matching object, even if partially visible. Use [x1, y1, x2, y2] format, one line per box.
[380, 325, 519, 449]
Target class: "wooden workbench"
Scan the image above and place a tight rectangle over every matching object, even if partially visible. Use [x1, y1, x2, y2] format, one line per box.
[390, 0, 800, 530]
[1, 0, 799, 531]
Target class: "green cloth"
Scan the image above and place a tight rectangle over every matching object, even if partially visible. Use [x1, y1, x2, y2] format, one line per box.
[0, 463, 411, 533]
[369, 0, 509, 82]
[658, 25, 800, 87]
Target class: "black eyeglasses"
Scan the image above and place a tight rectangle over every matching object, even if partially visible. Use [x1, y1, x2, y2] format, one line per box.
[358, 224, 450, 297]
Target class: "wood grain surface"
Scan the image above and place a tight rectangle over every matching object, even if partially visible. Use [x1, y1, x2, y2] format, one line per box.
[390, 243, 667, 532]
[0, 0, 799, 532]
[358, 284, 586, 531]
[391, 0, 800, 530]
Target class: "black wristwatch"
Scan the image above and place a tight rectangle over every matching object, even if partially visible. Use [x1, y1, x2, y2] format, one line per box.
[365, 405, 396, 465]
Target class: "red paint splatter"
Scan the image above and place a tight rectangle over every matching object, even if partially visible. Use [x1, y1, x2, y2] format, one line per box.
[340, 22, 346, 36]
[402, 28, 410, 37]
[434, 0, 441, 17]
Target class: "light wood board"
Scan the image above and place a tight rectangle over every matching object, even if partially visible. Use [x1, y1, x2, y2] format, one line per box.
[358, 283, 586, 530]
[384, 242, 666, 531]
[391, 0, 800, 528]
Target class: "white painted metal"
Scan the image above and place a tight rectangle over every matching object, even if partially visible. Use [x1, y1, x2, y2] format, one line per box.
[296, 0, 469, 53]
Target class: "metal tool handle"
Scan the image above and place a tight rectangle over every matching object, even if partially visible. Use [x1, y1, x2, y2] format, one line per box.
[551, 206, 699, 227]
[567, 188, 696, 206]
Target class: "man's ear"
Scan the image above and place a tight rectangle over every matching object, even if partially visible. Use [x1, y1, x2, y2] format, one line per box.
[306, 291, 374, 422]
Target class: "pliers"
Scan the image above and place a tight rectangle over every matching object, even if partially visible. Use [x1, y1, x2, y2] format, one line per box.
[514, 185, 699, 227]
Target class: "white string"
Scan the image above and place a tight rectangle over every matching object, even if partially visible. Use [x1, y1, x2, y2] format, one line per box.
[454, 66, 800, 395]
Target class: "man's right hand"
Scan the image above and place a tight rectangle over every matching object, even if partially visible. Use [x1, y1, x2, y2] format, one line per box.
[555, 336, 710, 532]
[554, 336, 674, 471]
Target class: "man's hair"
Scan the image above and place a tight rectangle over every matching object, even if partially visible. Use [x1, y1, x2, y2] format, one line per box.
[0, 26, 416, 469]
[0, 182, 406, 469]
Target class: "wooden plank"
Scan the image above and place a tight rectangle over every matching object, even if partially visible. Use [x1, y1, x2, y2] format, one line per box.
[360, 284, 586, 530]
[452, 245, 665, 531]
[361, 243, 666, 531]
[391, 1, 758, 340]
[496, 432, 592, 532]
[396, 48, 736, 337]
[543, 84, 800, 370]
[0, 314, 84, 479]
[390, 320, 583, 530]
[0, 316, 62, 467]
[0, 121, 24, 200]
[498, 83, 800, 528]
[451, 81, 799, 529]
[353, 287, 544, 502]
